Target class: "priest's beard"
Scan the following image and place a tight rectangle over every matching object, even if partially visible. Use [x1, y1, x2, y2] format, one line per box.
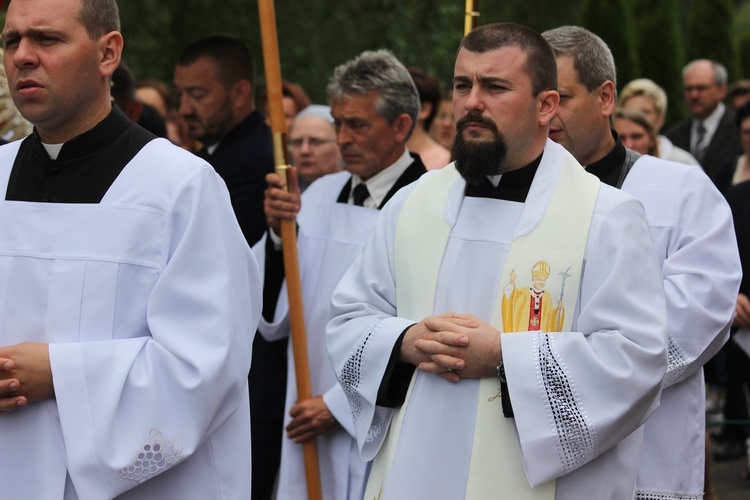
[452, 112, 508, 186]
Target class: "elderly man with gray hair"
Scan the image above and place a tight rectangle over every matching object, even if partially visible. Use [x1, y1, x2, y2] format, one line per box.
[258, 49, 426, 500]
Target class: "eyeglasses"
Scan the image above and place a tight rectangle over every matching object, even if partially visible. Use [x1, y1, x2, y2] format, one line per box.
[683, 84, 717, 93]
[288, 137, 337, 149]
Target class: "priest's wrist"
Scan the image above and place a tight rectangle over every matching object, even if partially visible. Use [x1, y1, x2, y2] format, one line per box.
[496, 332, 505, 382]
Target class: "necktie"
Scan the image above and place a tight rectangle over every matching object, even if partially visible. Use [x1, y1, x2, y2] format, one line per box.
[694, 123, 707, 160]
[352, 183, 370, 206]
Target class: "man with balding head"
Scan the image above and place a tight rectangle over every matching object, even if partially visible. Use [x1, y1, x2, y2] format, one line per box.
[665, 59, 742, 182]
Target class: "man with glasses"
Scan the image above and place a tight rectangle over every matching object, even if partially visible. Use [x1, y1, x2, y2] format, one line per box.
[260, 49, 426, 499]
[287, 105, 343, 192]
[665, 59, 741, 183]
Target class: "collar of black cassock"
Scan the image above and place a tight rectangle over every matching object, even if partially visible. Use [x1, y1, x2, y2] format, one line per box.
[464, 152, 543, 202]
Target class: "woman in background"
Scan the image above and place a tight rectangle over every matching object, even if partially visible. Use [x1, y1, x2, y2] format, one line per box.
[613, 107, 659, 157]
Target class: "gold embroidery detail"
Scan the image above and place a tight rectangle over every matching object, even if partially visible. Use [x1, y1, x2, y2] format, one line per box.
[487, 387, 503, 402]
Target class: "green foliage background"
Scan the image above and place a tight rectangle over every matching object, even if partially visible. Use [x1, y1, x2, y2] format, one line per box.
[581, 0, 641, 88]
[4, 1, 749, 126]
[632, 0, 686, 125]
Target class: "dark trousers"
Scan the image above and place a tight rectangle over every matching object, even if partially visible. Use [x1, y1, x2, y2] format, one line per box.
[249, 334, 287, 500]
[717, 337, 750, 442]
[251, 418, 284, 499]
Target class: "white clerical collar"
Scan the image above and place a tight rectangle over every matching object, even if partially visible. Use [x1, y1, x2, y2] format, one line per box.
[692, 101, 725, 147]
[42, 142, 64, 160]
[350, 148, 412, 209]
[487, 174, 502, 187]
[206, 139, 224, 156]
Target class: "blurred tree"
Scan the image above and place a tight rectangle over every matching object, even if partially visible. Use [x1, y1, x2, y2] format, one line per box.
[735, 1, 750, 80]
[580, 0, 640, 88]
[686, 0, 740, 82]
[632, 0, 686, 125]
[118, 0, 464, 104]
[503, 0, 586, 33]
[2, 0, 746, 119]
[119, 0, 262, 98]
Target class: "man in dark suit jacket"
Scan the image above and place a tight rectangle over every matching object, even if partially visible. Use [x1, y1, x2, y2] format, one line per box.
[718, 180, 750, 459]
[174, 34, 285, 500]
[665, 59, 741, 183]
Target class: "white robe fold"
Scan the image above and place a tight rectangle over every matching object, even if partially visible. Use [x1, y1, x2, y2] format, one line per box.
[255, 171, 371, 500]
[327, 140, 669, 499]
[0, 138, 260, 500]
[622, 157, 740, 499]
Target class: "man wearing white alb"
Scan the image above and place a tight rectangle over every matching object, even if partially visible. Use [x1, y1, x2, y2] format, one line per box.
[258, 50, 426, 499]
[327, 23, 668, 499]
[0, 0, 259, 498]
[543, 25, 741, 500]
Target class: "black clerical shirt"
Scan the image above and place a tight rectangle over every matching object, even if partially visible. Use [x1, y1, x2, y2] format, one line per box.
[583, 133, 627, 188]
[463, 153, 542, 201]
[5, 106, 155, 203]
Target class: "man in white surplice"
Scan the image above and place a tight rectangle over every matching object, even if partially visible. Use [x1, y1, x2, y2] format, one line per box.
[543, 26, 740, 500]
[0, 0, 259, 498]
[327, 23, 669, 500]
[258, 50, 426, 499]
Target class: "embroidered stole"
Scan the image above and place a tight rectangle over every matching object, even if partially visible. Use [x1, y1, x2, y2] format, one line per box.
[367, 153, 599, 499]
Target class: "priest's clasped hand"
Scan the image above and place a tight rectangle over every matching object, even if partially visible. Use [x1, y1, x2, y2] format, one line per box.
[401, 313, 503, 383]
[0, 342, 54, 414]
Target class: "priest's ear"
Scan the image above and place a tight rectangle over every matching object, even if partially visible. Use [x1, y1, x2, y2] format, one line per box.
[537, 89, 560, 127]
[598, 80, 616, 117]
[98, 31, 123, 79]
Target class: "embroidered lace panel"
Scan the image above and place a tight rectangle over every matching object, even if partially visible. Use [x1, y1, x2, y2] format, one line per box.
[663, 332, 689, 388]
[338, 318, 389, 442]
[118, 429, 182, 483]
[536, 332, 597, 474]
[636, 489, 703, 500]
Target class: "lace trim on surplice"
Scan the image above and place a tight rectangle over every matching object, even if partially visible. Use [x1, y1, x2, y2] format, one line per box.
[536, 332, 597, 474]
[338, 317, 391, 442]
[636, 489, 703, 500]
[663, 332, 689, 387]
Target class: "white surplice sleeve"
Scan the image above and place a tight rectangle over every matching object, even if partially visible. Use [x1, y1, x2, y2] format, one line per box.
[252, 233, 292, 342]
[641, 162, 739, 387]
[50, 166, 260, 498]
[327, 187, 416, 459]
[502, 193, 669, 486]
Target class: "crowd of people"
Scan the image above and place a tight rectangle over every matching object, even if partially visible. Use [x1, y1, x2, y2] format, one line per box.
[0, 0, 748, 499]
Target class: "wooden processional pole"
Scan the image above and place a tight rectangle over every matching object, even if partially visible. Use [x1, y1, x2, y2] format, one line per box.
[257, 1, 323, 499]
